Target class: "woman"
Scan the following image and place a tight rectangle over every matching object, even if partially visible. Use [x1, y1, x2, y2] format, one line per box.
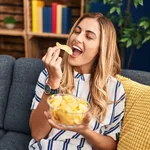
[29, 13, 125, 150]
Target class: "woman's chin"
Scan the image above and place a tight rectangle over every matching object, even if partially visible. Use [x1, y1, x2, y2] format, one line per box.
[68, 60, 77, 66]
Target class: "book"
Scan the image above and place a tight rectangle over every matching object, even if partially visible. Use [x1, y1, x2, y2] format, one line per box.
[62, 7, 72, 34]
[52, 2, 58, 33]
[32, 0, 38, 32]
[56, 4, 66, 34]
[43, 6, 52, 33]
[37, 0, 44, 33]
[38, 7, 43, 33]
[37, 0, 44, 7]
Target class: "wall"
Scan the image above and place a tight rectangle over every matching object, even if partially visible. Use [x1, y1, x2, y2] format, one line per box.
[127, 0, 150, 72]
[89, 0, 150, 72]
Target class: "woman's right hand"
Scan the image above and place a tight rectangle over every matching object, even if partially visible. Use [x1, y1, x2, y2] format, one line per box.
[42, 46, 62, 89]
[44, 110, 92, 134]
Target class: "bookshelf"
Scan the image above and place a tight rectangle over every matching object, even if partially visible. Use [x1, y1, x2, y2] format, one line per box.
[0, 0, 27, 58]
[0, 29, 25, 37]
[0, 0, 85, 58]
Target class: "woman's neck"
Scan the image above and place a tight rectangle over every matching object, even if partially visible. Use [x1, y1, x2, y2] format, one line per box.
[73, 66, 92, 74]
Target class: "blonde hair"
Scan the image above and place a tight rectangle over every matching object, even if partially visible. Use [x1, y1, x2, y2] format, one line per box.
[60, 13, 121, 122]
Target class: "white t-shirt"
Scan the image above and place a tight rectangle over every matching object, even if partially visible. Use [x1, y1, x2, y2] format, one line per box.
[29, 69, 125, 150]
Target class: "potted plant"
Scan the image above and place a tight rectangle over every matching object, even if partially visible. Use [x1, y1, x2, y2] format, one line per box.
[4, 16, 16, 29]
[86, 0, 150, 68]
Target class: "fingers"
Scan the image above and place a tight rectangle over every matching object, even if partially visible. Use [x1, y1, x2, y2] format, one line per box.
[47, 47, 58, 58]
[44, 109, 91, 132]
[44, 111, 63, 130]
[42, 47, 53, 62]
[42, 46, 60, 65]
[55, 57, 62, 68]
[47, 119, 63, 130]
[82, 112, 92, 125]
[42, 46, 63, 85]
[44, 111, 51, 120]
[50, 49, 61, 66]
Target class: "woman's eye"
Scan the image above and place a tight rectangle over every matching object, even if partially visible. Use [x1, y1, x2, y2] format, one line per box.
[86, 36, 93, 40]
[74, 30, 80, 34]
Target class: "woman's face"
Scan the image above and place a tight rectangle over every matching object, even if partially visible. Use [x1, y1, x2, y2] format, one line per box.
[68, 18, 100, 74]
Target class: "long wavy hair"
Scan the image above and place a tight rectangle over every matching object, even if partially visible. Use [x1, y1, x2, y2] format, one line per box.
[60, 13, 121, 122]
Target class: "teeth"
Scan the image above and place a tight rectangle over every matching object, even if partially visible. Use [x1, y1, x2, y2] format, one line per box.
[73, 45, 81, 51]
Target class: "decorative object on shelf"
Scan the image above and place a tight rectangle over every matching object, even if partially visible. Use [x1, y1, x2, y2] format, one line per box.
[4, 16, 16, 29]
[86, 0, 150, 69]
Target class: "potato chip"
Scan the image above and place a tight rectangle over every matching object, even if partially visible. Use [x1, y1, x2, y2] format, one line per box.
[56, 42, 72, 55]
[48, 94, 90, 126]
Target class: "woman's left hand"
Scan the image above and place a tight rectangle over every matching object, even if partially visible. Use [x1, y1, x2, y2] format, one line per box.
[44, 111, 92, 134]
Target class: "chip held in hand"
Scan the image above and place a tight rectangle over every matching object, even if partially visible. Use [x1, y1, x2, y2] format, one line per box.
[56, 42, 73, 55]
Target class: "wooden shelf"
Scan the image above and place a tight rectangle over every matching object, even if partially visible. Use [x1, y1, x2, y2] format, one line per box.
[0, 0, 85, 58]
[0, 29, 25, 37]
[28, 32, 69, 39]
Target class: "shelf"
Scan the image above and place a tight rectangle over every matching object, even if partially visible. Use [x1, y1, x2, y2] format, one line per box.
[0, 29, 25, 37]
[0, 0, 84, 58]
[28, 32, 69, 39]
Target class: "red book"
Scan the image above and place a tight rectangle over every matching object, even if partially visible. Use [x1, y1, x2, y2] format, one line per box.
[52, 2, 58, 33]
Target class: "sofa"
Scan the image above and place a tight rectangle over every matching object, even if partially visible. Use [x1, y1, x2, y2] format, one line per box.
[0, 54, 150, 150]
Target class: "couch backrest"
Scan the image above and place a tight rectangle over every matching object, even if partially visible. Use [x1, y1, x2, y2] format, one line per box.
[121, 69, 150, 86]
[0, 55, 15, 128]
[1, 55, 150, 137]
[4, 57, 44, 134]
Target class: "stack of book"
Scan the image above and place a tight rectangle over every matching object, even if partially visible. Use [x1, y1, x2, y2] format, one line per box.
[32, 0, 78, 34]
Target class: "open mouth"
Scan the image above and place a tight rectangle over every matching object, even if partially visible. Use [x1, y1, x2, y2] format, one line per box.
[72, 45, 83, 57]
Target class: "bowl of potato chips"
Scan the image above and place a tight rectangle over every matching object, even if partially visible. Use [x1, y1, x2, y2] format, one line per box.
[47, 94, 90, 127]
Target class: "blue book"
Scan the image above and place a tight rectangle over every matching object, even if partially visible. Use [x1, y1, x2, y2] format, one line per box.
[42, 6, 52, 33]
[62, 7, 72, 34]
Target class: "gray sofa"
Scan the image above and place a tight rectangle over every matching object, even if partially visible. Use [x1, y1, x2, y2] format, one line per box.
[0, 54, 150, 150]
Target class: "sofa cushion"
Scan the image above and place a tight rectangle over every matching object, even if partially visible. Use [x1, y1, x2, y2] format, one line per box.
[4, 58, 44, 134]
[0, 55, 15, 128]
[116, 75, 150, 150]
[0, 129, 6, 140]
[0, 131, 31, 150]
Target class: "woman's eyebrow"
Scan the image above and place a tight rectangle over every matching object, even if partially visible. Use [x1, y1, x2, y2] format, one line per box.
[75, 26, 97, 38]
[86, 30, 97, 38]
[75, 26, 81, 30]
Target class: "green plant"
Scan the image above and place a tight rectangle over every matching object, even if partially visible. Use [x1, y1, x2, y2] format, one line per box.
[86, 0, 150, 68]
[4, 16, 16, 24]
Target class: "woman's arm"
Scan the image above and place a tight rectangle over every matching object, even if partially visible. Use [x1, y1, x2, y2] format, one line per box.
[81, 128, 117, 150]
[30, 47, 62, 141]
[45, 112, 117, 150]
[29, 93, 51, 141]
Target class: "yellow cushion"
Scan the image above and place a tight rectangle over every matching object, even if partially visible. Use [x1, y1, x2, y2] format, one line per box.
[116, 75, 150, 150]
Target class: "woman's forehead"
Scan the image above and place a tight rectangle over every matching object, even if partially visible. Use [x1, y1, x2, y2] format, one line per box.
[77, 18, 100, 35]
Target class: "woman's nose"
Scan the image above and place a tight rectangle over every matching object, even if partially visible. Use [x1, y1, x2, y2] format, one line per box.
[75, 33, 83, 43]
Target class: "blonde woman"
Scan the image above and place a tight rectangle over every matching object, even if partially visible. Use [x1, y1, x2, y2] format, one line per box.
[29, 13, 125, 150]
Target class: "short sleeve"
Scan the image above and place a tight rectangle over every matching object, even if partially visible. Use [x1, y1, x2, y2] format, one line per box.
[30, 68, 48, 110]
[102, 81, 126, 141]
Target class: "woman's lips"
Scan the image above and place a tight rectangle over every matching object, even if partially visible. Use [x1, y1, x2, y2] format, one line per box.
[70, 45, 82, 57]
[72, 45, 82, 52]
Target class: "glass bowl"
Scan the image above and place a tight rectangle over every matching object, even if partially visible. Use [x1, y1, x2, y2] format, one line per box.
[47, 94, 90, 127]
